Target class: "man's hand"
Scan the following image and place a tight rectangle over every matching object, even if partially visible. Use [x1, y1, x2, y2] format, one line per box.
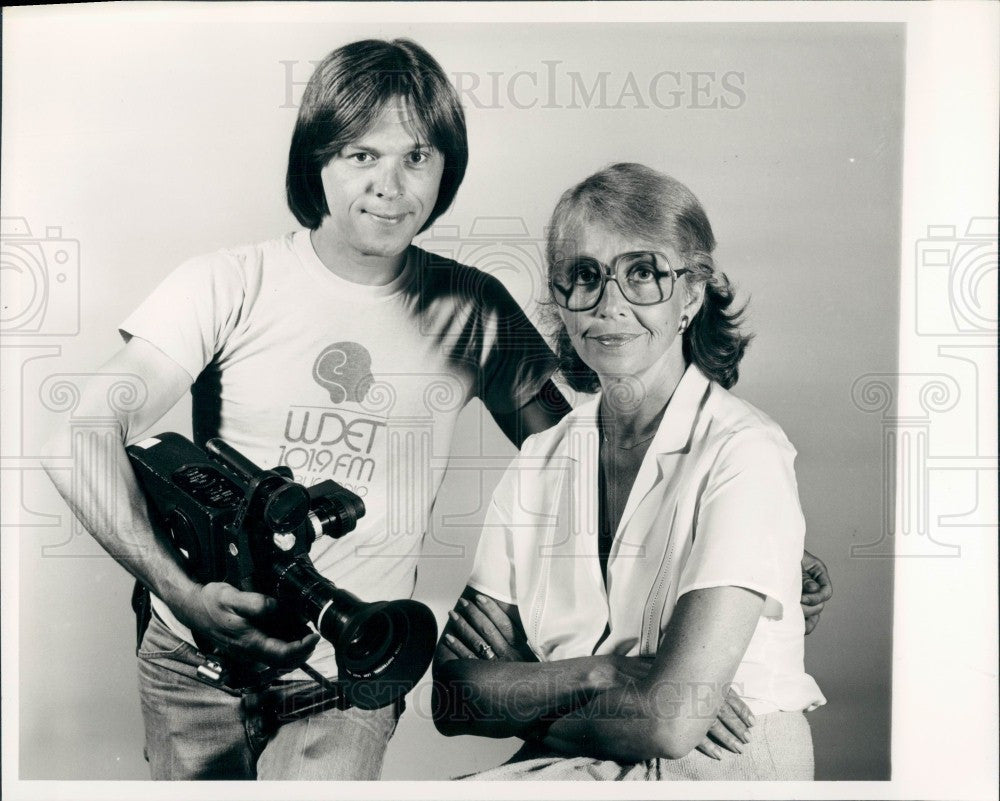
[695, 689, 755, 759]
[800, 549, 833, 634]
[177, 582, 320, 669]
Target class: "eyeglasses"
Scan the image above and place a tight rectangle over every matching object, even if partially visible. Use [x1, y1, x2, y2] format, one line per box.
[549, 251, 690, 312]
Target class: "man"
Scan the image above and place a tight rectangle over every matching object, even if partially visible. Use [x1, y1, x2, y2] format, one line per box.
[42, 38, 830, 780]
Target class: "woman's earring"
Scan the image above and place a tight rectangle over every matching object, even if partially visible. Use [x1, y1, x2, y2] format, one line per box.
[678, 315, 690, 334]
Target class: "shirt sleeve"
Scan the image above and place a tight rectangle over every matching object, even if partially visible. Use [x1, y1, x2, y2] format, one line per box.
[118, 253, 246, 381]
[475, 272, 558, 415]
[676, 428, 806, 620]
[467, 459, 520, 604]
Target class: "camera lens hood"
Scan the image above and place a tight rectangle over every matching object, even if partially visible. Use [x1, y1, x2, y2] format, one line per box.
[273, 556, 438, 708]
[331, 600, 438, 710]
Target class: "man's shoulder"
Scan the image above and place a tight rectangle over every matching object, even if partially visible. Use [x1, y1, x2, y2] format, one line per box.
[518, 394, 599, 459]
[408, 245, 515, 309]
[210, 231, 298, 271]
[172, 232, 298, 288]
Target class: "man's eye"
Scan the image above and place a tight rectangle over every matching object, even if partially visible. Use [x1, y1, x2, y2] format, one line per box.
[408, 150, 430, 165]
[346, 152, 374, 164]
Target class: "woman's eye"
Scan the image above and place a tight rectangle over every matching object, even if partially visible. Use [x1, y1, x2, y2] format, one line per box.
[346, 152, 374, 164]
[408, 150, 431, 165]
[572, 266, 601, 285]
[628, 267, 655, 282]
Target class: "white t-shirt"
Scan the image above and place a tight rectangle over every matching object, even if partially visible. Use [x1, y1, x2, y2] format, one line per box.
[121, 230, 556, 678]
[469, 364, 826, 714]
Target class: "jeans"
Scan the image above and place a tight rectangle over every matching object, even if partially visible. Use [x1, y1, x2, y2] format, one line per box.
[136, 612, 401, 780]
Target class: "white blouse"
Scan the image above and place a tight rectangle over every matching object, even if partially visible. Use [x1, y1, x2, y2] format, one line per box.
[469, 364, 826, 715]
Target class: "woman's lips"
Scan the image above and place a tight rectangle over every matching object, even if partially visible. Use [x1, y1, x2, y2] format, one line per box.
[587, 333, 641, 347]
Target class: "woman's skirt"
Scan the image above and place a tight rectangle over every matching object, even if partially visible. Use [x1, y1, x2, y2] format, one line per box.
[459, 710, 814, 781]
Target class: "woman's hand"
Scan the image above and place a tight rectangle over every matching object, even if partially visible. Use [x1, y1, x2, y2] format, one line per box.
[695, 689, 755, 759]
[433, 590, 592, 740]
[444, 591, 755, 759]
[800, 549, 833, 634]
[441, 592, 537, 663]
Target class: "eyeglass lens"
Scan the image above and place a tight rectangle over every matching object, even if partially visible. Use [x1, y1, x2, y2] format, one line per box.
[551, 252, 674, 310]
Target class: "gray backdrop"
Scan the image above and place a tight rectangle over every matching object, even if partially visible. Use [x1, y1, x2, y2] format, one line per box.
[5, 14, 902, 781]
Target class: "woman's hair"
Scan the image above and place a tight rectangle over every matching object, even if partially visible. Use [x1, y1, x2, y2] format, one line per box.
[545, 163, 752, 392]
[286, 39, 468, 232]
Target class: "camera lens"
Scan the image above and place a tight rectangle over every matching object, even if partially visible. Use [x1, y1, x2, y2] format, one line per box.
[342, 609, 394, 667]
[264, 482, 310, 532]
[271, 557, 437, 708]
[305, 480, 366, 540]
[309, 494, 365, 539]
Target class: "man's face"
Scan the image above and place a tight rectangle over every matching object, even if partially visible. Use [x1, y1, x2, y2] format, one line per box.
[318, 99, 444, 266]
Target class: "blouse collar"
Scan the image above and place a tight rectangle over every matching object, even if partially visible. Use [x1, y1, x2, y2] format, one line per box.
[566, 363, 711, 460]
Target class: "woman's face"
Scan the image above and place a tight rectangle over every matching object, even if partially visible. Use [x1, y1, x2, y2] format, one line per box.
[556, 224, 696, 388]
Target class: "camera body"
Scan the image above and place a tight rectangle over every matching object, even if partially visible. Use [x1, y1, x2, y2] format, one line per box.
[127, 432, 358, 612]
[126, 432, 437, 708]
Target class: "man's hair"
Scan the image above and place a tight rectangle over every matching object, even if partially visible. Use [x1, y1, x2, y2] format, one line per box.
[286, 39, 468, 232]
[545, 162, 752, 391]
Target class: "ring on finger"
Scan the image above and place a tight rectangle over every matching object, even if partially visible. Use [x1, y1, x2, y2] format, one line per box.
[477, 642, 496, 660]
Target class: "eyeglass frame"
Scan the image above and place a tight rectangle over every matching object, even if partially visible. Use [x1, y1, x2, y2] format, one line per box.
[548, 250, 692, 312]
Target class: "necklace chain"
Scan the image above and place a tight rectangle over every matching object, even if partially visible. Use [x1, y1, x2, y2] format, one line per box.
[599, 396, 669, 450]
[602, 429, 658, 450]
[600, 397, 668, 450]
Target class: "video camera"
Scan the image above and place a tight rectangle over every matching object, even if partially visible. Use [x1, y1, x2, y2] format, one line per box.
[126, 432, 437, 710]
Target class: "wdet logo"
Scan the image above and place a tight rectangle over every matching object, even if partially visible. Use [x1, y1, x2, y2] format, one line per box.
[312, 341, 375, 404]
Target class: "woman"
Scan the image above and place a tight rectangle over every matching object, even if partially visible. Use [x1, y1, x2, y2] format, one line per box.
[432, 163, 826, 780]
